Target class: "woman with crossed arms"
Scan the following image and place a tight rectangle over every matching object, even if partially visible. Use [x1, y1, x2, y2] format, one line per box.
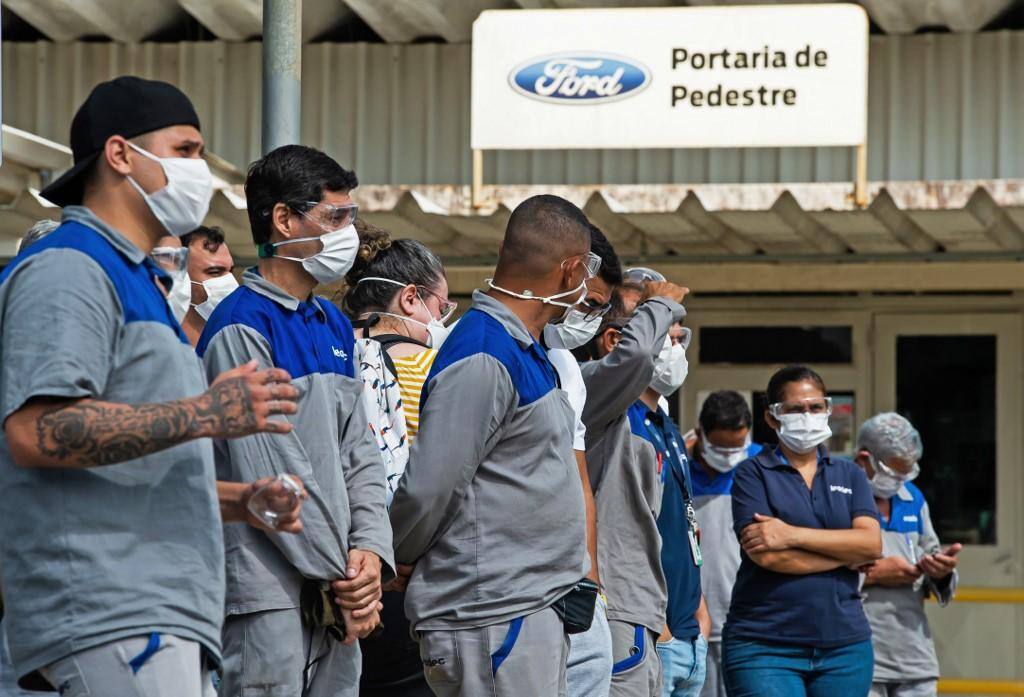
[723, 364, 882, 697]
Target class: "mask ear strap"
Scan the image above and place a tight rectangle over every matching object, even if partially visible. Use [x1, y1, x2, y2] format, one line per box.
[257, 242, 276, 259]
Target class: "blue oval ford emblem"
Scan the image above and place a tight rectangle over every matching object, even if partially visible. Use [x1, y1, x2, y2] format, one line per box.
[509, 53, 651, 104]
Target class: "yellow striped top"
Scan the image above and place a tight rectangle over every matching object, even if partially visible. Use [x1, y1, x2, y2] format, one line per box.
[391, 348, 438, 441]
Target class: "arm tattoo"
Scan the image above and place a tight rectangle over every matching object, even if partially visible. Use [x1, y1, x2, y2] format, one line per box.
[35, 377, 258, 467]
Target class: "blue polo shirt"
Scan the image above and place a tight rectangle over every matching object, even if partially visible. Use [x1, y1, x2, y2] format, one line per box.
[724, 446, 877, 649]
[629, 402, 703, 640]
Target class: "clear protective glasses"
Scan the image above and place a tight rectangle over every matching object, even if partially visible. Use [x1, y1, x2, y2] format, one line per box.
[563, 251, 602, 280]
[706, 441, 749, 457]
[873, 455, 920, 481]
[624, 266, 666, 284]
[151, 246, 189, 274]
[768, 396, 833, 418]
[294, 200, 359, 230]
[576, 295, 612, 320]
[672, 326, 693, 350]
[419, 286, 458, 323]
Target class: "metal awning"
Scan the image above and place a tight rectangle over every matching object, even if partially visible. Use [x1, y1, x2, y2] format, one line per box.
[5, 124, 1024, 293]
[3, 1, 1018, 43]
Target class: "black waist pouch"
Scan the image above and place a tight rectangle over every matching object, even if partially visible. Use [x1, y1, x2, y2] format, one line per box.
[300, 580, 347, 643]
[552, 578, 599, 634]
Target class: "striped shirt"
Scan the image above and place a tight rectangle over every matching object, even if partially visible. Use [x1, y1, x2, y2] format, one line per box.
[392, 348, 438, 440]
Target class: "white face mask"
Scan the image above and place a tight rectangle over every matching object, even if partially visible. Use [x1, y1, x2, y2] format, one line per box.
[650, 334, 689, 396]
[554, 308, 602, 349]
[486, 277, 588, 318]
[191, 273, 239, 321]
[166, 267, 191, 323]
[776, 412, 832, 455]
[381, 310, 449, 349]
[127, 143, 213, 238]
[266, 224, 360, 285]
[356, 276, 453, 349]
[702, 436, 751, 473]
[867, 454, 919, 499]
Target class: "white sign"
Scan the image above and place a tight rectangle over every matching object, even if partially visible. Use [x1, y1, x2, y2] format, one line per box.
[471, 4, 868, 150]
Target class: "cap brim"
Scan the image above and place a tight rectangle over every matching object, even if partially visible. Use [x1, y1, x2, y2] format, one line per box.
[39, 152, 101, 207]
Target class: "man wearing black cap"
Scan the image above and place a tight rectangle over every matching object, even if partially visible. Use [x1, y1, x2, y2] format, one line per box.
[0, 76, 301, 695]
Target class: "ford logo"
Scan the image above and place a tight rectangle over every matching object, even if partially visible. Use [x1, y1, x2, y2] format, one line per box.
[509, 53, 651, 104]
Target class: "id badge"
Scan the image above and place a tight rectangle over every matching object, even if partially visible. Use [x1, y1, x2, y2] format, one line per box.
[688, 529, 703, 567]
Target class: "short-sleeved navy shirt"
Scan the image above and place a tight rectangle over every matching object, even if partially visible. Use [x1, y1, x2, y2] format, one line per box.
[724, 446, 878, 649]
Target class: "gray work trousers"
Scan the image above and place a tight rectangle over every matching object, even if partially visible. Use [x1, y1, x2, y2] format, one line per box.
[567, 595, 613, 697]
[40, 633, 216, 697]
[220, 607, 360, 697]
[870, 679, 938, 697]
[416, 606, 569, 697]
[609, 619, 663, 697]
[700, 640, 726, 697]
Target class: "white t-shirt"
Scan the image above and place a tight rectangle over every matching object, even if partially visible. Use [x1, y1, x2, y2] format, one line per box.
[548, 347, 588, 451]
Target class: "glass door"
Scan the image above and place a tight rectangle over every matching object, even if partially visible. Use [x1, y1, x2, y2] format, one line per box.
[678, 309, 870, 456]
[872, 313, 1023, 681]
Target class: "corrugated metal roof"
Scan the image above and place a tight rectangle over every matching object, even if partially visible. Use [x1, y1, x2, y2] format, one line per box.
[3, 124, 1024, 276]
[2, 1, 1018, 42]
[5, 31, 1024, 187]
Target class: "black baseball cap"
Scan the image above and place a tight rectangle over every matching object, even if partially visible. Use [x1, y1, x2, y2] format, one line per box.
[40, 75, 201, 207]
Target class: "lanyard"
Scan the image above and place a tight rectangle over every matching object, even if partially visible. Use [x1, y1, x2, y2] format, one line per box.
[641, 414, 692, 504]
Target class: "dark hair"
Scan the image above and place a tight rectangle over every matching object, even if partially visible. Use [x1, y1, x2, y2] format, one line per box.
[766, 364, 827, 406]
[180, 225, 226, 251]
[244, 144, 358, 245]
[571, 289, 632, 362]
[340, 218, 446, 316]
[588, 223, 623, 287]
[501, 195, 590, 271]
[699, 391, 753, 433]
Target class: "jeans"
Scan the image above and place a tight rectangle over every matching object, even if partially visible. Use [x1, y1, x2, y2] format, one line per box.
[722, 637, 873, 697]
[658, 635, 708, 697]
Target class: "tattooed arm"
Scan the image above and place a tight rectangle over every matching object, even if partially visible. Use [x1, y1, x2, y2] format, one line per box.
[4, 361, 299, 469]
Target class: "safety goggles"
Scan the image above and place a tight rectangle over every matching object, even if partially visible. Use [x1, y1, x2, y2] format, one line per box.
[705, 441, 750, 457]
[563, 252, 602, 280]
[873, 455, 920, 481]
[293, 200, 359, 230]
[623, 266, 666, 284]
[768, 396, 833, 418]
[576, 295, 612, 320]
[419, 286, 458, 323]
[358, 276, 457, 323]
[151, 246, 189, 273]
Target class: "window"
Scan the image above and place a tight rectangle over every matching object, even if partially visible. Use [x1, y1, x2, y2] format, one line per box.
[896, 335, 996, 544]
[699, 326, 853, 364]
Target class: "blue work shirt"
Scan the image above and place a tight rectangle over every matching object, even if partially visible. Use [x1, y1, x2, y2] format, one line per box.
[629, 402, 703, 640]
[724, 446, 877, 649]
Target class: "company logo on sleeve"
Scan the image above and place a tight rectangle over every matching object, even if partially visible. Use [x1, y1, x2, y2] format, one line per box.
[509, 53, 651, 104]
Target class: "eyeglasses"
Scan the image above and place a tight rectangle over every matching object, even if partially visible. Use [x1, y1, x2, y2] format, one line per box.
[623, 266, 666, 284]
[294, 201, 359, 230]
[577, 295, 612, 320]
[672, 326, 693, 350]
[768, 396, 833, 417]
[419, 286, 458, 323]
[873, 455, 920, 481]
[563, 252, 602, 279]
[151, 246, 189, 273]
